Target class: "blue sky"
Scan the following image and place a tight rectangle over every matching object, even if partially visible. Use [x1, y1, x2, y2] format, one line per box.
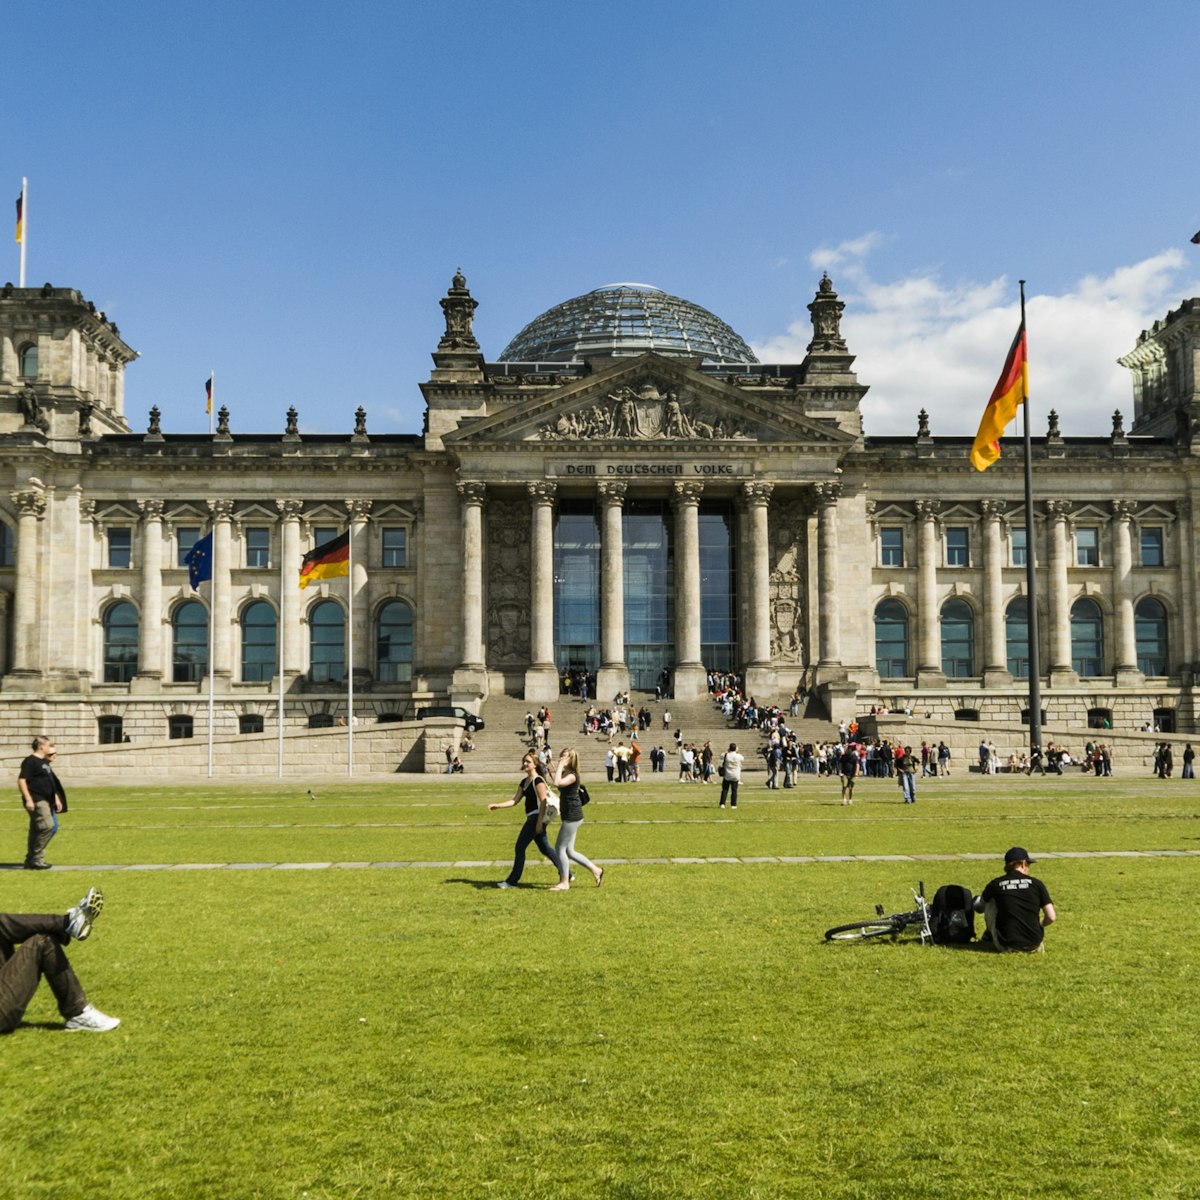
[9, 0, 1199, 437]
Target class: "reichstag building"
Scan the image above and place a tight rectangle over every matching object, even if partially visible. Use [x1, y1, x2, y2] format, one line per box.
[0, 270, 1197, 745]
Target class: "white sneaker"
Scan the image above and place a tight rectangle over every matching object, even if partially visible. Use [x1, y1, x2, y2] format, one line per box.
[64, 1004, 120, 1032]
[65, 887, 104, 942]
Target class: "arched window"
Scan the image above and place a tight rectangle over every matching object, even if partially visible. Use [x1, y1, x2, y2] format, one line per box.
[940, 598, 974, 678]
[102, 601, 139, 683]
[0, 522, 13, 568]
[241, 600, 277, 682]
[376, 600, 414, 683]
[874, 599, 909, 679]
[1005, 597, 1029, 678]
[1070, 598, 1104, 677]
[1135, 597, 1168, 676]
[18, 342, 37, 378]
[172, 600, 209, 682]
[309, 600, 345, 683]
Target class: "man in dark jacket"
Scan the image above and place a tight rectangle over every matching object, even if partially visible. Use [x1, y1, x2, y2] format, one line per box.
[18, 736, 67, 870]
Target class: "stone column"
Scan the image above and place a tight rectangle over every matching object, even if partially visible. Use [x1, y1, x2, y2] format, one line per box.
[348, 499, 372, 681]
[814, 482, 843, 673]
[136, 499, 165, 680]
[8, 488, 45, 678]
[1178, 499, 1196, 677]
[1111, 500, 1141, 684]
[597, 481, 629, 701]
[276, 500, 303, 678]
[451, 481, 488, 702]
[524, 482, 559, 702]
[742, 481, 775, 698]
[210, 499, 234, 680]
[915, 499, 945, 687]
[980, 500, 1010, 685]
[671, 481, 706, 700]
[1046, 500, 1077, 683]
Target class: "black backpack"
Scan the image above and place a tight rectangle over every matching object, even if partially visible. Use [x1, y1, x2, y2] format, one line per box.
[929, 884, 976, 945]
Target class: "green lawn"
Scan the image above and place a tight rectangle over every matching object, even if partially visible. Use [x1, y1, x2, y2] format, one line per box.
[2, 773, 1198, 1199]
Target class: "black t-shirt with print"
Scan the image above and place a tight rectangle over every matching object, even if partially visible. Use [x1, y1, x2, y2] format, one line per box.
[982, 870, 1053, 950]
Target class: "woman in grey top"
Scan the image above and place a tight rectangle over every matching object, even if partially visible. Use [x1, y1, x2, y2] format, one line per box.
[551, 746, 604, 890]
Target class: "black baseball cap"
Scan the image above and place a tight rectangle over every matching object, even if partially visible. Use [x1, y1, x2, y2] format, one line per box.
[1004, 846, 1035, 864]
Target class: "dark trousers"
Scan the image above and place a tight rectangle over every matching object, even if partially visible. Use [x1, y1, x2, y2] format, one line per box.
[0, 913, 87, 1033]
[719, 777, 739, 807]
[505, 814, 563, 885]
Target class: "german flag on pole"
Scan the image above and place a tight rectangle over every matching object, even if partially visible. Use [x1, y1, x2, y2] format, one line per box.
[205, 374, 213, 414]
[970, 321, 1027, 472]
[299, 530, 349, 588]
[14, 192, 23, 244]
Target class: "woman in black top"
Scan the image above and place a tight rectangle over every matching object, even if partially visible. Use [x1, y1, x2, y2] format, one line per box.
[551, 747, 603, 890]
[488, 753, 563, 888]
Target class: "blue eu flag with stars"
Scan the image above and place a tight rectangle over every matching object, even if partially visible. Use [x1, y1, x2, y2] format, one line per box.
[185, 531, 213, 591]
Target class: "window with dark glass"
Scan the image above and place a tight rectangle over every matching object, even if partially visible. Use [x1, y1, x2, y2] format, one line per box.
[1005, 597, 1029, 678]
[699, 507, 737, 673]
[168, 715, 194, 739]
[314, 526, 339, 550]
[176, 526, 201, 568]
[0, 522, 13, 568]
[239, 714, 265, 734]
[945, 527, 969, 567]
[554, 503, 600, 674]
[623, 502, 674, 690]
[18, 343, 37, 378]
[172, 600, 208, 682]
[874, 599, 909, 678]
[241, 600, 277, 682]
[880, 527, 904, 567]
[245, 528, 270, 568]
[309, 600, 345, 683]
[1076, 528, 1099, 566]
[382, 528, 407, 569]
[97, 715, 124, 744]
[1140, 527, 1164, 567]
[1011, 527, 1028, 567]
[102, 601, 138, 683]
[940, 598, 974, 677]
[1071, 598, 1103, 676]
[1135, 597, 1168, 675]
[108, 527, 132, 569]
[376, 600, 413, 682]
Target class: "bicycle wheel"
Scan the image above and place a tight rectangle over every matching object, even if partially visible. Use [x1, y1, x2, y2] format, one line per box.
[824, 920, 901, 941]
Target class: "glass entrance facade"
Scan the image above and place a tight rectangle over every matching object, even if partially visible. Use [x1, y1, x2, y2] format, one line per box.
[699, 507, 737, 671]
[623, 500, 674, 689]
[553, 502, 600, 674]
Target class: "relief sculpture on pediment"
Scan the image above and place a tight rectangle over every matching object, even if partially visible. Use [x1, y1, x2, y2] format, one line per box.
[486, 499, 531, 666]
[536, 383, 757, 442]
[769, 499, 808, 666]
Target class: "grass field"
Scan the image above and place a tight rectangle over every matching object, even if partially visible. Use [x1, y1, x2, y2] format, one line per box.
[3, 771, 1199, 1199]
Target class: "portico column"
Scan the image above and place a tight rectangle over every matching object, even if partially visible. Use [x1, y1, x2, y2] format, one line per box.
[451, 481, 488, 703]
[742, 481, 775, 698]
[814, 481, 843, 673]
[210, 499, 234, 680]
[276, 500, 303, 677]
[1046, 500, 1076, 683]
[524, 482, 559, 702]
[137, 499, 165, 679]
[348, 499, 372, 679]
[915, 499, 945, 687]
[597, 481, 629, 701]
[980, 500, 1010, 685]
[1178, 499, 1196, 676]
[671, 481, 705, 700]
[8, 488, 45, 677]
[1111, 500, 1142, 684]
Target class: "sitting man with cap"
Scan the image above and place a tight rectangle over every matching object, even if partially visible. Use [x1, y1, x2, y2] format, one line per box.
[974, 847, 1056, 953]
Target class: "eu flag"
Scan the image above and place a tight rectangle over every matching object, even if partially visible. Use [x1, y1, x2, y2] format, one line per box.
[186, 531, 213, 590]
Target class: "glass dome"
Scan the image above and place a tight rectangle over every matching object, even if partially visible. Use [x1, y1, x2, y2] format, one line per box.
[498, 283, 759, 365]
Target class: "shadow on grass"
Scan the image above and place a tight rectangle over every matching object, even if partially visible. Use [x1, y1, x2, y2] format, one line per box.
[443, 877, 527, 889]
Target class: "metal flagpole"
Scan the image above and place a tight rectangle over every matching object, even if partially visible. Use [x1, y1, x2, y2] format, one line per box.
[278, 545, 285, 778]
[347, 516, 354, 777]
[1018, 280, 1043, 758]
[207, 528, 216, 778]
[18, 178, 27, 288]
[209, 370, 215, 437]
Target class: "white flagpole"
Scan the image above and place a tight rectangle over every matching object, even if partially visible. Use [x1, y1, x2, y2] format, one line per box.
[207, 530, 216, 778]
[347, 520, 354, 777]
[278, 541, 285, 778]
[18, 177, 27, 288]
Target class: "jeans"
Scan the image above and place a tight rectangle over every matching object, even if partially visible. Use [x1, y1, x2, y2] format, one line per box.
[720, 777, 740, 807]
[0, 913, 87, 1032]
[555, 819, 598, 881]
[898, 772, 916, 803]
[506, 813, 562, 885]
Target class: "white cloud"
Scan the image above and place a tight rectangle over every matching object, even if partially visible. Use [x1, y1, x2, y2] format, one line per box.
[754, 245, 1200, 437]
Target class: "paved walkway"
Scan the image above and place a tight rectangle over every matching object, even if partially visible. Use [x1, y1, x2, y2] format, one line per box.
[22, 848, 1200, 873]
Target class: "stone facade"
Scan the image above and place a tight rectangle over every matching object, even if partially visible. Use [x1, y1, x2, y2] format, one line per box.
[1, 272, 1198, 759]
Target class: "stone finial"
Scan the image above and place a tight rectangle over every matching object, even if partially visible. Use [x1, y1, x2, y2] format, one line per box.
[1111, 409, 1126, 439]
[285, 406, 299, 436]
[354, 406, 367, 437]
[806, 274, 847, 354]
[1047, 409, 1061, 439]
[438, 268, 480, 351]
[147, 405, 162, 436]
[216, 405, 231, 436]
[917, 408, 930, 438]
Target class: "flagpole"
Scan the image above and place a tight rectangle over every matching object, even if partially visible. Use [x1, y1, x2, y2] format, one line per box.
[1018, 280, 1043, 758]
[278, 543, 285, 778]
[207, 528, 216, 779]
[347, 516, 354, 777]
[209, 370, 215, 437]
[18, 177, 27, 288]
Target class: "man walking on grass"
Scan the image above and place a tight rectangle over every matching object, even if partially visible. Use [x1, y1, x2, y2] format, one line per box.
[974, 847, 1056, 953]
[19, 736, 67, 870]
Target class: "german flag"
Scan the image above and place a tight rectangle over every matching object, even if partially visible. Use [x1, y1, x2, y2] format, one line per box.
[14, 192, 23, 245]
[205, 374, 213, 415]
[970, 321, 1027, 472]
[299, 530, 349, 588]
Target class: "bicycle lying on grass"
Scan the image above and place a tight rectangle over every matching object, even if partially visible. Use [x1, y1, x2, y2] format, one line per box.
[824, 882, 933, 943]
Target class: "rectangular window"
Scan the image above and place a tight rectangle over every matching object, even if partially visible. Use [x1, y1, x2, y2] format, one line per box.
[1140, 527, 1164, 567]
[1011, 527, 1027, 567]
[382, 528, 407, 569]
[314, 526, 339, 550]
[108, 527, 132, 568]
[946, 527, 969, 567]
[880, 527, 904, 567]
[1076, 528, 1099, 566]
[176, 526, 201, 568]
[246, 528, 270, 568]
